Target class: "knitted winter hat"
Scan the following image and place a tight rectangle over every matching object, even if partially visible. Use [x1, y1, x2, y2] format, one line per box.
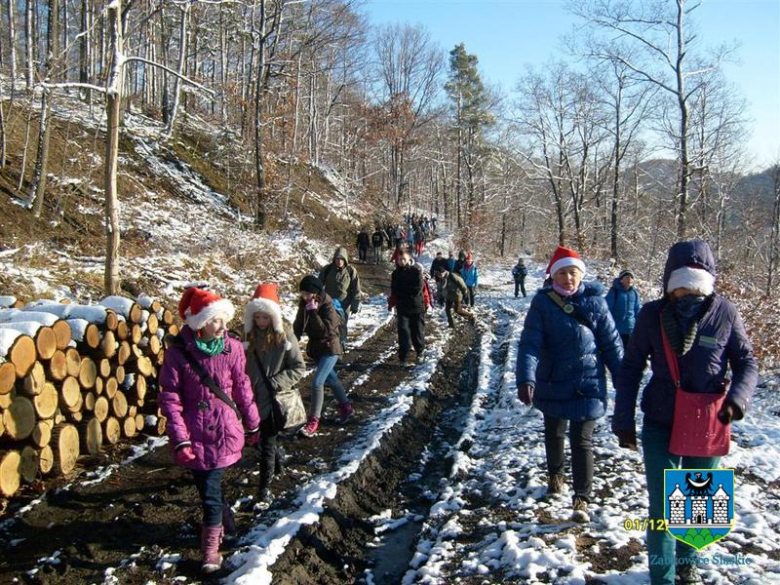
[299, 275, 324, 294]
[546, 246, 586, 278]
[178, 287, 234, 331]
[618, 269, 634, 280]
[666, 266, 715, 296]
[244, 283, 284, 334]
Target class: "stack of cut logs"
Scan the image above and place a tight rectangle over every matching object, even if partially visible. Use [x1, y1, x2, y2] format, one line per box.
[0, 295, 179, 498]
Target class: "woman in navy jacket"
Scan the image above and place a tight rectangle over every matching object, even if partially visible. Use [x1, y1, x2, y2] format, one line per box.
[516, 246, 622, 523]
[613, 240, 757, 585]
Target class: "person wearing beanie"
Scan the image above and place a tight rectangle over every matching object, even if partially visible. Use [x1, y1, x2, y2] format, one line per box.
[244, 283, 305, 504]
[388, 250, 427, 367]
[516, 246, 622, 524]
[158, 287, 260, 574]
[613, 240, 757, 585]
[293, 275, 353, 437]
[319, 246, 362, 345]
[459, 252, 479, 307]
[606, 269, 642, 347]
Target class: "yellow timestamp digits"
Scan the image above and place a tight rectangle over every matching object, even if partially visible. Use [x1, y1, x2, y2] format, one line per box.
[623, 518, 669, 531]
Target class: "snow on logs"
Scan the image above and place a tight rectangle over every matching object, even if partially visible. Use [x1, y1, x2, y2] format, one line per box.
[0, 295, 176, 497]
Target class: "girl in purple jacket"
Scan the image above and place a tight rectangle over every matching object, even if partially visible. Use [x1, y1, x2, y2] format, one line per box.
[159, 287, 260, 574]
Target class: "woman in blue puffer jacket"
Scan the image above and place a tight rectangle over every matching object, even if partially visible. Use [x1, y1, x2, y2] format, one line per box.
[516, 246, 622, 523]
[606, 269, 642, 347]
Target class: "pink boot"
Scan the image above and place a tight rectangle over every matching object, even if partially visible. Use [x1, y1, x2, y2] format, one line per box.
[200, 524, 223, 574]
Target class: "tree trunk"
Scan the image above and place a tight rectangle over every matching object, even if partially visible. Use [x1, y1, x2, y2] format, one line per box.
[7, 0, 18, 85]
[675, 0, 690, 239]
[25, 0, 33, 90]
[254, 0, 267, 230]
[29, 90, 52, 217]
[164, 3, 189, 137]
[104, 0, 123, 295]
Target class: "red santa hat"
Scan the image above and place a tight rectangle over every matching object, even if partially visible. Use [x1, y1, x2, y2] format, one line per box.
[178, 287, 235, 331]
[244, 283, 284, 334]
[546, 246, 586, 278]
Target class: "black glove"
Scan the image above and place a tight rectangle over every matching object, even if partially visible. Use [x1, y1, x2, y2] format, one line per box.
[717, 402, 738, 425]
[517, 384, 534, 406]
[615, 428, 638, 451]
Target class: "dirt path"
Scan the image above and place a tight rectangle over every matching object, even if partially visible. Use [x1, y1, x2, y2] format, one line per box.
[0, 259, 487, 585]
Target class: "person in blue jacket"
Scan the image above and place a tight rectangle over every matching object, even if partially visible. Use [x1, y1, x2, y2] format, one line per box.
[612, 240, 757, 585]
[606, 269, 642, 347]
[516, 246, 623, 523]
[460, 252, 479, 307]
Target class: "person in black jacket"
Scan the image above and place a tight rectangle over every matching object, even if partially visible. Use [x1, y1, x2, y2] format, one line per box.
[512, 257, 528, 298]
[388, 250, 426, 368]
[356, 228, 370, 263]
[371, 227, 385, 264]
[430, 252, 449, 307]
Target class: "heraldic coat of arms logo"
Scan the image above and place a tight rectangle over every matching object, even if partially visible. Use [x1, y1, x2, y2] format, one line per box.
[664, 468, 735, 550]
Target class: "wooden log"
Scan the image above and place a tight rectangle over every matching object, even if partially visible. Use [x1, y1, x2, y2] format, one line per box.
[157, 415, 167, 435]
[0, 387, 16, 409]
[51, 320, 72, 351]
[78, 357, 97, 390]
[0, 361, 17, 395]
[39, 444, 54, 474]
[136, 356, 154, 377]
[98, 358, 111, 378]
[100, 330, 117, 359]
[122, 416, 137, 438]
[7, 334, 36, 378]
[156, 349, 165, 367]
[80, 418, 102, 455]
[104, 417, 121, 445]
[20, 445, 38, 483]
[105, 377, 118, 399]
[54, 409, 66, 425]
[34, 326, 57, 360]
[162, 309, 174, 326]
[127, 405, 137, 418]
[60, 376, 81, 412]
[0, 408, 4, 437]
[83, 323, 101, 350]
[94, 377, 104, 395]
[117, 341, 131, 365]
[34, 383, 58, 419]
[0, 450, 21, 496]
[31, 419, 53, 447]
[105, 310, 119, 332]
[150, 300, 163, 314]
[3, 395, 35, 440]
[46, 350, 67, 381]
[112, 391, 128, 418]
[129, 303, 143, 324]
[51, 424, 80, 475]
[147, 313, 159, 336]
[68, 399, 84, 422]
[147, 334, 161, 356]
[134, 375, 147, 403]
[84, 392, 96, 412]
[116, 319, 129, 341]
[22, 361, 45, 396]
[93, 396, 110, 423]
[135, 413, 145, 432]
[130, 324, 142, 345]
[65, 348, 81, 377]
[115, 366, 125, 385]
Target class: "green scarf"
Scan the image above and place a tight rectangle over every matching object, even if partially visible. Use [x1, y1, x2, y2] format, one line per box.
[194, 335, 225, 356]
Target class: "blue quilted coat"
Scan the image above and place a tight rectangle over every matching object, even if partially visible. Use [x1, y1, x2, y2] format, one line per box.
[516, 281, 623, 421]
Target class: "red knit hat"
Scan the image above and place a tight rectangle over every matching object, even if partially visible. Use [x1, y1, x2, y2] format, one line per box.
[178, 287, 235, 331]
[546, 246, 586, 278]
[244, 283, 284, 334]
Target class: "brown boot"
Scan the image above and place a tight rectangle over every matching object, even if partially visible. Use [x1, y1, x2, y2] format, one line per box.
[201, 524, 223, 574]
[547, 474, 565, 495]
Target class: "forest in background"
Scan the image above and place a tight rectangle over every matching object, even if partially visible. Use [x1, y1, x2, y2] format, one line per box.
[0, 0, 778, 309]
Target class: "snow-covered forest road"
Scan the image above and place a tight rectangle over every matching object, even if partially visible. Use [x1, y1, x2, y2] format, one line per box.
[1, 259, 779, 585]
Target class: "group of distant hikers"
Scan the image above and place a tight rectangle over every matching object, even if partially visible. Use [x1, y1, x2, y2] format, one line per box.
[159, 234, 756, 585]
[355, 214, 438, 264]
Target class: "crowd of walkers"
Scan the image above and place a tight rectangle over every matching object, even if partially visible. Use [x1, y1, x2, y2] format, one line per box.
[157, 232, 756, 585]
[355, 214, 438, 264]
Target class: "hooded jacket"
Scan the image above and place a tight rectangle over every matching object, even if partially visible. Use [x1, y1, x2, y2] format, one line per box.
[613, 240, 758, 432]
[606, 278, 642, 335]
[293, 292, 343, 359]
[319, 247, 361, 313]
[516, 281, 623, 421]
[460, 256, 479, 287]
[443, 271, 469, 302]
[390, 260, 425, 315]
[158, 326, 260, 470]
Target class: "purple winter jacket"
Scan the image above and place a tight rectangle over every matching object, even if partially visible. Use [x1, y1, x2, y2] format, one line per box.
[158, 326, 260, 470]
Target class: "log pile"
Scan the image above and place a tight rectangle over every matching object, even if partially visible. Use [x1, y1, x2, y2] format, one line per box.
[0, 294, 178, 497]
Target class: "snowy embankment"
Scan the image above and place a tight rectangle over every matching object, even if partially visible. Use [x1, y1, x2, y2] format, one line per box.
[398, 264, 780, 584]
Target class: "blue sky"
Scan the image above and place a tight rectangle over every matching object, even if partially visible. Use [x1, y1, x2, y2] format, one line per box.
[362, 0, 780, 170]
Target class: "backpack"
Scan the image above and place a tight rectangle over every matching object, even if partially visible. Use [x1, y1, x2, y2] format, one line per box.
[331, 297, 348, 347]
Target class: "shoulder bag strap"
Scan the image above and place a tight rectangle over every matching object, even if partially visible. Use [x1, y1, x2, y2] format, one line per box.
[659, 315, 682, 389]
[173, 338, 242, 419]
[546, 291, 594, 333]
